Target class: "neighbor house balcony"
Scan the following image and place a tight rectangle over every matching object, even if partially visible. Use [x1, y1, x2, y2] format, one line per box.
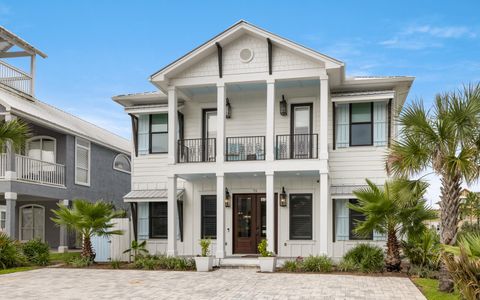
[177, 138, 216, 163]
[0, 153, 65, 187]
[276, 134, 318, 160]
[0, 60, 33, 96]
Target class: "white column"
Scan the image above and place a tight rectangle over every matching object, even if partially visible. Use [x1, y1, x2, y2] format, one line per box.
[266, 79, 275, 161]
[168, 86, 178, 165]
[167, 176, 178, 256]
[5, 192, 17, 239]
[216, 82, 225, 163]
[5, 113, 16, 180]
[266, 172, 275, 253]
[319, 75, 329, 160]
[215, 173, 226, 258]
[58, 199, 70, 253]
[319, 173, 330, 255]
[30, 54, 36, 96]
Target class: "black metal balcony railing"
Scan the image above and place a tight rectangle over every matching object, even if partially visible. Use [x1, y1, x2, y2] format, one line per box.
[177, 138, 216, 163]
[276, 134, 318, 159]
[226, 136, 265, 161]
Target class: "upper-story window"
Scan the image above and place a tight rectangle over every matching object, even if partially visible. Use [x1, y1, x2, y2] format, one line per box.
[137, 113, 183, 156]
[26, 136, 56, 163]
[75, 137, 90, 186]
[335, 101, 388, 149]
[113, 153, 131, 173]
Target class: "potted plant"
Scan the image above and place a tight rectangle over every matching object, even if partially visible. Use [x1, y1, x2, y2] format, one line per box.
[258, 239, 276, 272]
[194, 239, 213, 272]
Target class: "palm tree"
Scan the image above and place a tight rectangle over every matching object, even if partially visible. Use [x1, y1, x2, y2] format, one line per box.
[0, 119, 29, 151]
[387, 84, 480, 291]
[460, 191, 480, 225]
[350, 179, 436, 271]
[51, 199, 124, 261]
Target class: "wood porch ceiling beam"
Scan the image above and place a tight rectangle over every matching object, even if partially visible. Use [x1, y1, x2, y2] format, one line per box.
[216, 42, 223, 78]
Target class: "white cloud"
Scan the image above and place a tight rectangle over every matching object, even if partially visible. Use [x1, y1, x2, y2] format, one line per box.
[404, 25, 476, 38]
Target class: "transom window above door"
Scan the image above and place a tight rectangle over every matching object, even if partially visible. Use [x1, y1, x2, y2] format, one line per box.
[26, 136, 56, 163]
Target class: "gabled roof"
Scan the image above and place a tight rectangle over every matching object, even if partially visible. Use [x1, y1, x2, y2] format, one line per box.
[0, 26, 47, 58]
[0, 88, 130, 154]
[150, 20, 344, 82]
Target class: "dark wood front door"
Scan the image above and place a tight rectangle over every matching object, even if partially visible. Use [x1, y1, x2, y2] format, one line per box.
[233, 194, 277, 254]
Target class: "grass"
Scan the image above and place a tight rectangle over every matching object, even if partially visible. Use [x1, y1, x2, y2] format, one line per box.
[412, 278, 460, 300]
[0, 266, 36, 275]
[49, 252, 81, 264]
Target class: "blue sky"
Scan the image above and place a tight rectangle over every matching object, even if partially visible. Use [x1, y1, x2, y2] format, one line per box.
[1, 1, 480, 203]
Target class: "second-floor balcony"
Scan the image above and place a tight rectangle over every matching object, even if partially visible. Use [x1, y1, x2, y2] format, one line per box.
[177, 138, 216, 163]
[276, 134, 318, 160]
[0, 60, 33, 96]
[0, 153, 65, 187]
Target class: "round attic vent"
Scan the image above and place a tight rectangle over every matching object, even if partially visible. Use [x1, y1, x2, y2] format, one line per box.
[239, 48, 254, 63]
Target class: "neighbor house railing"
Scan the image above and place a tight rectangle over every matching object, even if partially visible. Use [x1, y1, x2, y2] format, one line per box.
[177, 138, 216, 163]
[0, 60, 32, 95]
[276, 134, 318, 159]
[226, 136, 265, 161]
[15, 154, 65, 186]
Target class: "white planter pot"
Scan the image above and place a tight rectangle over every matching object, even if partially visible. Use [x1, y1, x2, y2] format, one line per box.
[258, 257, 277, 273]
[195, 256, 213, 272]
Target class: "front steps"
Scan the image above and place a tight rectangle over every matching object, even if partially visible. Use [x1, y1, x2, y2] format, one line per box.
[217, 257, 288, 269]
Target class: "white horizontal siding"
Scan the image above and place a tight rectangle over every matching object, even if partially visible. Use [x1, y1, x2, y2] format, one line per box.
[132, 154, 169, 190]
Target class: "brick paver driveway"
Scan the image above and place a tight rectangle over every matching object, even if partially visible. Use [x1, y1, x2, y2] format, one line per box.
[0, 268, 425, 299]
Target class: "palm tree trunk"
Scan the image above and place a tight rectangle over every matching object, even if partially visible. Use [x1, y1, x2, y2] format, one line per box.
[438, 173, 461, 292]
[385, 227, 401, 272]
[82, 235, 95, 261]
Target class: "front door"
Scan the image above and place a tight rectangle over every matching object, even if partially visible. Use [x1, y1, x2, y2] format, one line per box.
[233, 194, 277, 254]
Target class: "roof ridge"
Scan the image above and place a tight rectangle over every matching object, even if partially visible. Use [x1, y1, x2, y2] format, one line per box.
[35, 98, 129, 142]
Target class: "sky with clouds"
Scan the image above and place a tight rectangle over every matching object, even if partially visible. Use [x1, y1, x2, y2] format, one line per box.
[1, 1, 480, 205]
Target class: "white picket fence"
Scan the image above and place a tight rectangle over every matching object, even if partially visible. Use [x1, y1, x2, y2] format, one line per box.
[91, 218, 132, 262]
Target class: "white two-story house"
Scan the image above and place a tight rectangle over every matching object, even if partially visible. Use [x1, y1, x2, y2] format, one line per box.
[113, 21, 413, 261]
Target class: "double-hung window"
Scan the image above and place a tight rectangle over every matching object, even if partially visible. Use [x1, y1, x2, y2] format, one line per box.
[148, 201, 184, 240]
[150, 114, 168, 153]
[350, 103, 373, 146]
[289, 194, 313, 240]
[335, 199, 381, 241]
[75, 137, 90, 186]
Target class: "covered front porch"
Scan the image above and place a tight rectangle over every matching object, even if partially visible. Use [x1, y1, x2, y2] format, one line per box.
[132, 170, 331, 259]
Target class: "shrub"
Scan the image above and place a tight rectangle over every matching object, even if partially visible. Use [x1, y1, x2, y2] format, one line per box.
[337, 258, 357, 272]
[0, 233, 26, 269]
[407, 265, 438, 279]
[69, 256, 92, 268]
[22, 239, 50, 266]
[282, 260, 300, 272]
[199, 239, 211, 257]
[123, 240, 148, 261]
[402, 228, 440, 272]
[343, 243, 384, 273]
[134, 254, 195, 271]
[110, 260, 121, 269]
[301, 255, 333, 273]
[458, 222, 480, 240]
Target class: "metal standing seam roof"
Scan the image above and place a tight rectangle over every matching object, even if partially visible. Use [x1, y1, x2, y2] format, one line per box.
[124, 189, 185, 202]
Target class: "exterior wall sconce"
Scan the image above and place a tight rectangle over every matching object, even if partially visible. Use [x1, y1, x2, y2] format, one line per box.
[226, 98, 232, 119]
[225, 187, 231, 207]
[280, 95, 287, 116]
[279, 187, 287, 207]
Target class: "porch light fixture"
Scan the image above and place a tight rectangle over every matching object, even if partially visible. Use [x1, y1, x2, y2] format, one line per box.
[279, 187, 287, 207]
[225, 187, 231, 207]
[226, 98, 232, 119]
[280, 95, 287, 116]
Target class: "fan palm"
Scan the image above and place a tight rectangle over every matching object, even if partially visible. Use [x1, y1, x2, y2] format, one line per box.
[387, 84, 480, 291]
[350, 178, 436, 271]
[51, 199, 124, 261]
[0, 119, 29, 151]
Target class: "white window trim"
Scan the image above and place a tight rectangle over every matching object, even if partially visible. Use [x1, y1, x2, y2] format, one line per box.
[26, 136, 57, 162]
[18, 204, 45, 242]
[0, 205, 6, 231]
[75, 137, 91, 186]
[113, 153, 131, 174]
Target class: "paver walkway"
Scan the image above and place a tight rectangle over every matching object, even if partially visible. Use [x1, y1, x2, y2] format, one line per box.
[0, 268, 425, 299]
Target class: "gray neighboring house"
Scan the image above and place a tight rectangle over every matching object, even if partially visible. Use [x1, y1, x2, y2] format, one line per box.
[0, 26, 131, 251]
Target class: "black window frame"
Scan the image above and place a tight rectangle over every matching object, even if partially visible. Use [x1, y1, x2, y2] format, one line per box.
[148, 201, 183, 240]
[201, 195, 217, 239]
[289, 193, 313, 240]
[149, 202, 167, 239]
[149, 114, 168, 154]
[348, 199, 373, 240]
[349, 102, 374, 147]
